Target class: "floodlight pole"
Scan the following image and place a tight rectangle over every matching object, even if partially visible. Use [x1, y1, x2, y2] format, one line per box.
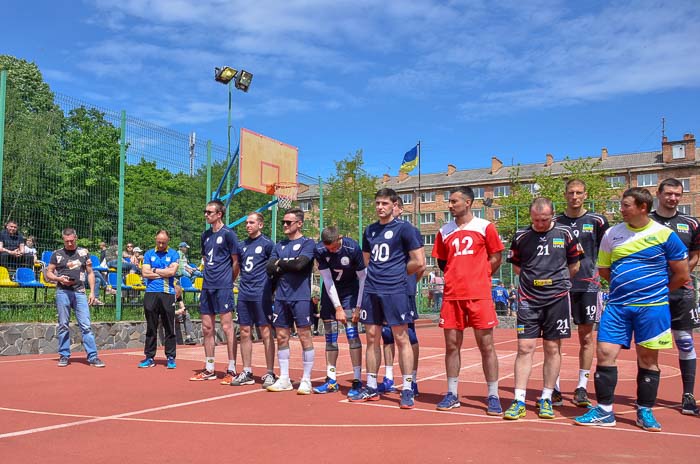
[226, 81, 232, 224]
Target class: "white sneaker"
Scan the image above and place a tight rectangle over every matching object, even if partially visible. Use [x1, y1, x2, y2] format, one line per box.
[266, 377, 293, 392]
[297, 379, 312, 395]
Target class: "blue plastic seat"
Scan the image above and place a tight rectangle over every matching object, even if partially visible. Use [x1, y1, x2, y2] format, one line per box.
[108, 272, 132, 291]
[91, 255, 109, 272]
[179, 276, 199, 293]
[40, 250, 53, 267]
[15, 267, 44, 288]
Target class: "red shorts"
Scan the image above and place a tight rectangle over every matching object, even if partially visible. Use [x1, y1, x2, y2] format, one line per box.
[439, 299, 499, 331]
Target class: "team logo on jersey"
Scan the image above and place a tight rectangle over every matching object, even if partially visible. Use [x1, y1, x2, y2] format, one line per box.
[582, 224, 594, 233]
[78, 249, 88, 257]
[242, 247, 247, 252]
[216, 237, 223, 244]
[151, 256, 156, 261]
[325, 257, 330, 262]
[676, 224, 690, 233]
[552, 238, 564, 248]
[341, 256, 350, 265]
[517, 324, 525, 334]
[166, 257, 171, 262]
[539, 236, 547, 242]
[384, 230, 394, 239]
[293, 244, 301, 251]
[255, 246, 263, 253]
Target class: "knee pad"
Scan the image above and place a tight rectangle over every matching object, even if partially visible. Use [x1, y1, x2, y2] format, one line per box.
[381, 325, 394, 345]
[346, 324, 362, 349]
[408, 326, 418, 345]
[324, 321, 339, 351]
[673, 329, 696, 360]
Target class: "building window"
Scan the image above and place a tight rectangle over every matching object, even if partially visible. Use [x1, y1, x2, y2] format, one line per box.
[637, 173, 658, 187]
[426, 256, 436, 267]
[606, 176, 626, 189]
[420, 213, 436, 224]
[421, 191, 436, 203]
[678, 205, 691, 215]
[679, 178, 691, 192]
[299, 200, 312, 212]
[606, 200, 621, 213]
[421, 234, 435, 245]
[473, 187, 485, 199]
[400, 193, 413, 204]
[473, 208, 484, 218]
[443, 190, 451, 201]
[672, 144, 686, 159]
[443, 211, 451, 223]
[493, 186, 510, 197]
[492, 208, 502, 220]
[401, 214, 412, 224]
[522, 183, 538, 194]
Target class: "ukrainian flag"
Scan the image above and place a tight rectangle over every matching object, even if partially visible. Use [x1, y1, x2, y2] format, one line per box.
[400, 145, 419, 173]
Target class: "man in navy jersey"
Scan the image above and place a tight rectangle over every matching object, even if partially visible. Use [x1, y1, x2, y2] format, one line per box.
[504, 197, 582, 420]
[376, 197, 423, 396]
[312, 226, 367, 396]
[650, 178, 700, 415]
[555, 179, 609, 407]
[351, 188, 425, 409]
[190, 200, 240, 382]
[265, 207, 317, 394]
[230, 213, 278, 388]
[138, 230, 180, 369]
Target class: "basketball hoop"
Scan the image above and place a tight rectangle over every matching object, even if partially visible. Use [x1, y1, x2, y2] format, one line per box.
[267, 182, 299, 209]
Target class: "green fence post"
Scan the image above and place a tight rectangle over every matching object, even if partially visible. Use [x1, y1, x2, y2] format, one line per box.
[271, 202, 278, 242]
[116, 110, 127, 321]
[0, 70, 7, 222]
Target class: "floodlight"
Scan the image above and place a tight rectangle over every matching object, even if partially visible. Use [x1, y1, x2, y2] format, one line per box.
[235, 70, 253, 92]
[215, 66, 238, 84]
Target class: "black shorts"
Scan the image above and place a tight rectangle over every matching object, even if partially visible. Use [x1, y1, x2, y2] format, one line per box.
[320, 291, 357, 320]
[669, 289, 700, 330]
[517, 295, 572, 340]
[570, 292, 599, 325]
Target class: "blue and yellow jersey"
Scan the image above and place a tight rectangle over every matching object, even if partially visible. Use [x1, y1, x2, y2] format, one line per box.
[144, 247, 180, 294]
[597, 220, 687, 306]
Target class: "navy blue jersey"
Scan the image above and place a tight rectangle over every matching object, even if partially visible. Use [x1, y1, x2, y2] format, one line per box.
[362, 218, 422, 294]
[555, 211, 609, 292]
[404, 222, 423, 296]
[144, 247, 179, 294]
[201, 226, 239, 290]
[315, 236, 365, 296]
[271, 236, 316, 301]
[237, 234, 274, 301]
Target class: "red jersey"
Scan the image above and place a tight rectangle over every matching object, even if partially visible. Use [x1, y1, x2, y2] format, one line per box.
[432, 217, 504, 300]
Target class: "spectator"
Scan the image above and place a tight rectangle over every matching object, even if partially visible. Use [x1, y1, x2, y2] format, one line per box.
[177, 242, 202, 278]
[430, 271, 445, 312]
[491, 280, 509, 315]
[507, 284, 518, 317]
[0, 220, 32, 271]
[23, 236, 39, 266]
[105, 237, 140, 274]
[132, 246, 144, 269]
[98, 241, 108, 266]
[310, 293, 321, 336]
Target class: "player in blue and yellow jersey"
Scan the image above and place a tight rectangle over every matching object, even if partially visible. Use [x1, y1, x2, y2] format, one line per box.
[139, 230, 180, 369]
[351, 188, 425, 409]
[650, 178, 700, 415]
[230, 212, 278, 389]
[575, 188, 689, 431]
[313, 226, 366, 396]
[190, 200, 240, 382]
[265, 207, 317, 395]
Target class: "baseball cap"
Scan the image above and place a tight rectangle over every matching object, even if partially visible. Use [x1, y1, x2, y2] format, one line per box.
[133, 247, 142, 253]
[179, 242, 190, 248]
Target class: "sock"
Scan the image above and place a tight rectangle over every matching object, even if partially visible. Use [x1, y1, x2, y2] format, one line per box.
[367, 373, 378, 389]
[541, 387, 553, 401]
[403, 375, 413, 390]
[487, 381, 499, 398]
[302, 349, 314, 381]
[412, 370, 417, 382]
[353, 366, 362, 380]
[447, 377, 459, 395]
[514, 388, 526, 403]
[243, 366, 252, 374]
[679, 359, 696, 395]
[278, 348, 290, 379]
[385, 365, 394, 381]
[554, 376, 560, 392]
[599, 403, 613, 412]
[327, 365, 337, 381]
[205, 358, 215, 372]
[594, 365, 618, 406]
[577, 369, 591, 389]
[227, 360, 236, 373]
[637, 367, 660, 408]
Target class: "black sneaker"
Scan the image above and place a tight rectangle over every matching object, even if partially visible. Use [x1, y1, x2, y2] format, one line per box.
[88, 357, 106, 368]
[184, 337, 197, 345]
[231, 371, 255, 386]
[681, 393, 699, 416]
[573, 387, 591, 407]
[551, 389, 563, 406]
[57, 356, 69, 367]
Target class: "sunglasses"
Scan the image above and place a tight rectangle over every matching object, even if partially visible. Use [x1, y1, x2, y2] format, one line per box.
[282, 220, 298, 226]
[203, 209, 218, 215]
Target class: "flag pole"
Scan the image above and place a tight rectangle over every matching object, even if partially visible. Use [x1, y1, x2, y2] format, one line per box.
[417, 141, 421, 226]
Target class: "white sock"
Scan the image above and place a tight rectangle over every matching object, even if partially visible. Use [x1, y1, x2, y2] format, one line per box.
[403, 374, 413, 390]
[541, 387, 553, 401]
[599, 403, 613, 412]
[385, 365, 394, 380]
[227, 360, 236, 373]
[515, 389, 526, 403]
[353, 366, 362, 380]
[205, 358, 215, 372]
[302, 349, 314, 381]
[554, 376, 560, 391]
[243, 366, 252, 374]
[327, 365, 337, 381]
[367, 373, 378, 389]
[487, 381, 499, 398]
[577, 369, 590, 389]
[447, 377, 459, 395]
[278, 348, 290, 379]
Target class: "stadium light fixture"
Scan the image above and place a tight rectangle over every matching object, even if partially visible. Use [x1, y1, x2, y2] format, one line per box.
[214, 66, 238, 84]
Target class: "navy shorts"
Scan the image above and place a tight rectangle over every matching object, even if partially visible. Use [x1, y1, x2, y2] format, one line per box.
[669, 289, 700, 330]
[237, 299, 273, 327]
[199, 288, 235, 315]
[273, 299, 313, 329]
[361, 292, 412, 327]
[408, 294, 418, 321]
[320, 291, 357, 320]
[517, 295, 571, 340]
[570, 291, 600, 325]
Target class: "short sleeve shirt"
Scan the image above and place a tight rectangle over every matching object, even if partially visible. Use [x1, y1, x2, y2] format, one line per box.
[362, 219, 422, 294]
[0, 230, 24, 251]
[405, 224, 423, 296]
[314, 236, 365, 296]
[555, 212, 609, 292]
[201, 226, 239, 289]
[271, 236, 316, 301]
[238, 234, 275, 301]
[432, 217, 504, 300]
[144, 248, 179, 294]
[650, 211, 700, 292]
[50, 247, 91, 292]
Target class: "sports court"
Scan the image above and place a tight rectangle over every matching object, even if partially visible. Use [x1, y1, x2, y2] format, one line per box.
[1, 325, 698, 463]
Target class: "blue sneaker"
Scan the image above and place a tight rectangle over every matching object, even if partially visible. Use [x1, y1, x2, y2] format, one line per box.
[400, 388, 415, 409]
[538, 398, 555, 419]
[376, 377, 396, 393]
[166, 357, 176, 369]
[138, 358, 155, 368]
[348, 379, 362, 398]
[503, 400, 526, 420]
[313, 377, 339, 394]
[349, 386, 379, 402]
[574, 405, 616, 427]
[436, 392, 460, 411]
[487, 395, 503, 416]
[636, 406, 661, 432]
[411, 380, 420, 397]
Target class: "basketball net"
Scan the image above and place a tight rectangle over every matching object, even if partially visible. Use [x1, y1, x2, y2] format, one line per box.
[267, 182, 299, 209]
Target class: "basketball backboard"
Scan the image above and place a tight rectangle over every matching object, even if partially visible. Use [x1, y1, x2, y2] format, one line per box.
[239, 128, 298, 194]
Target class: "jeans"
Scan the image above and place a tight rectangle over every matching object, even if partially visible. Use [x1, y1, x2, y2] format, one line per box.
[433, 292, 443, 312]
[56, 289, 98, 359]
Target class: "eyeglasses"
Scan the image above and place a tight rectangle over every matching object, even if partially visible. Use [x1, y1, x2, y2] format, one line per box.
[204, 210, 218, 215]
[282, 220, 298, 226]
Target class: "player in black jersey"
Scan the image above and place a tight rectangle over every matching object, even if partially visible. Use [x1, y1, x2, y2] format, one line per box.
[555, 179, 609, 407]
[650, 178, 700, 416]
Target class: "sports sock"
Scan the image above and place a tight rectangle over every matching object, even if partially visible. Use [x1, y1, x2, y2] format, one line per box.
[577, 369, 590, 389]
[637, 367, 660, 408]
[385, 365, 394, 381]
[243, 366, 252, 374]
[278, 348, 290, 379]
[412, 370, 417, 382]
[205, 358, 215, 372]
[327, 364, 337, 381]
[403, 375, 413, 391]
[679, 359, 696, 395]
[594, 365, 618, 406]
[367, 373, 378, 389]
[302, 349, 315, 381]
[353, 366, 362, 380]
[554, 376, 560, 392]
[227, 360, 236, 373]
[487, 381, 498, 398]
[447, 377, 459, 395]
[514, 389, 526, 403]
[599, 403, 613, 412]
[540, 387, 553, 401]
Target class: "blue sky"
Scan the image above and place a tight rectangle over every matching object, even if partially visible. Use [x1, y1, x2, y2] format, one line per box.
[4, 0, 700, 180]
